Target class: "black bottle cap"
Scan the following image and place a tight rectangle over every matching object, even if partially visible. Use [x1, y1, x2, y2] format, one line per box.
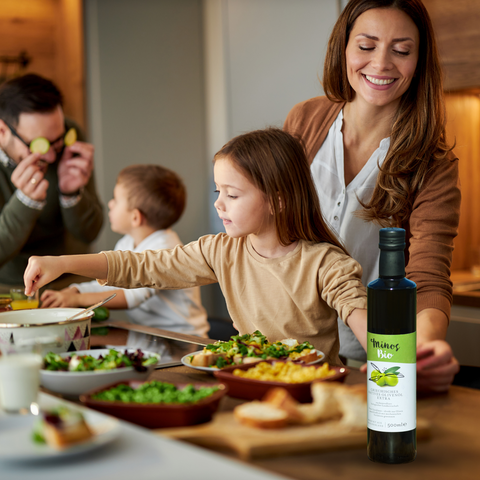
[379, 228, 406, 251]
[378, 228, 406, 277]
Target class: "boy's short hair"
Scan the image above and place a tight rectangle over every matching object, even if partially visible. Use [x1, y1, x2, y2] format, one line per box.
[117, 164, 186, 230]
[0, 74, 63, 127]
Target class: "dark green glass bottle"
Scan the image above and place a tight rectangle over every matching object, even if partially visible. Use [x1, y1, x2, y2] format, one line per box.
[367, 228, 417, 463]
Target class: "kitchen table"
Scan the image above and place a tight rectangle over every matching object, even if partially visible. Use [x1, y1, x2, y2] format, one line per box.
[148, 366, 480, 480]
[0, 390, 289, 480]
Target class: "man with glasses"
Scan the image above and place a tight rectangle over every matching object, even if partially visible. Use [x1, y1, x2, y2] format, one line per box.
[0, 74, 103, 289]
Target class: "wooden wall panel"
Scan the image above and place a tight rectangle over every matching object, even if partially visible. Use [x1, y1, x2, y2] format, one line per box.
[56, 0, 85, 131]
[424, 0, 480, 92]
[445, 94, 480, 271]
[0, 0, 85, 129]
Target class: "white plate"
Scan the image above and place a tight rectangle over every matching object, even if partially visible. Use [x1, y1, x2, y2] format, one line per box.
[181, 349, 325, 373]
[0, 404, 120, 463]
[40, 348, 160, 396]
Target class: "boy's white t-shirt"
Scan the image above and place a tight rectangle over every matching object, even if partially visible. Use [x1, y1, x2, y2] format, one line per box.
[71, 229, 209, 346]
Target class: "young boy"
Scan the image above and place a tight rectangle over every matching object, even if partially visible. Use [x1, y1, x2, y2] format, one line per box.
[40, 164, 209, 353]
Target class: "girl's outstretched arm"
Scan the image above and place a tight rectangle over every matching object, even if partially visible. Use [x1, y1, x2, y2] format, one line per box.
[24, 253, 108, 296]
[346, 308, 367, 352]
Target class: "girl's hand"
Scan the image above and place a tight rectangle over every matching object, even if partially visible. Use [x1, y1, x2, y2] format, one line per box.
[41, 287, 80, 308]
[24, 256, 65, 295]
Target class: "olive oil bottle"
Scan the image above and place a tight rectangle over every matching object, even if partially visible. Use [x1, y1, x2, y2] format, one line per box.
[367, 228, 417, 463]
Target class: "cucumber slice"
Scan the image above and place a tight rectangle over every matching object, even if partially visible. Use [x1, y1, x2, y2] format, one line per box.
[64, 127, 77, 146]
[92, 306, 110, 321]
[30, 137, 50, 155]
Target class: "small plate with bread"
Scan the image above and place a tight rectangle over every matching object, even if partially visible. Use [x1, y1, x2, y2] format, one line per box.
[181, 330, 325, 373]
[181, 349, 324, 373]
[0, 398, 120, 463]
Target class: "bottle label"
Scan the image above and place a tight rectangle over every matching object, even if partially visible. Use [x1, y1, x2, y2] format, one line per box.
[367, 332, 416, 433]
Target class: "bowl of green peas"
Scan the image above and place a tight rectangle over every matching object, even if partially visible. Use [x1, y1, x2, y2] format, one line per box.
[80, 380, 228, 428]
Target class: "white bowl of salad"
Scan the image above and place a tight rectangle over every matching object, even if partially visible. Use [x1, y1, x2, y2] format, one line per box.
[40, 348, 160, 396]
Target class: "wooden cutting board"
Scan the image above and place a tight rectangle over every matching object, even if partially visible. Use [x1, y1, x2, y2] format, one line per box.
[156, 412, 431, 460]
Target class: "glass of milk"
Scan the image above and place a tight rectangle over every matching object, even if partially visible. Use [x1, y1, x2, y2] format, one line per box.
[0, 341, 42, 414]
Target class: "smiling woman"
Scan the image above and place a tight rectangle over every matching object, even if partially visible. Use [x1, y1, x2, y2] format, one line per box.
[284, 0, 461, 393]
[344, 8, 419, 110]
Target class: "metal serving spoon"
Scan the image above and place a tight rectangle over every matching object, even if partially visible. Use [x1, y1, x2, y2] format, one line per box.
[65, 293, 117, 321]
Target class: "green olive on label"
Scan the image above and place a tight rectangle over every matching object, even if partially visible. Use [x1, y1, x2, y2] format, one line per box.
[385, 374, 399, 387]
[376, 374, 386, 387]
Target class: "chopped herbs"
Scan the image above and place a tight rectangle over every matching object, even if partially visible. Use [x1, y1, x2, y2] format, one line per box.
[200, 330, 316, 368]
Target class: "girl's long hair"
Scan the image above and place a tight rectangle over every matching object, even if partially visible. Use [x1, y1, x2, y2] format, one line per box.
[323, 0, 452, 227]
[214, 128, 347, 253]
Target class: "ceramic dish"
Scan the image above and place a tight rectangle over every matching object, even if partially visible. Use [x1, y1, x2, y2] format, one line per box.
[0, 307, 94, 354]
[181, 349, 325, 373]
[80, 380, 228, 429]
[0, 404, 120, 463]
[40, 348, 160, 396]
[213, 360, 349, 403]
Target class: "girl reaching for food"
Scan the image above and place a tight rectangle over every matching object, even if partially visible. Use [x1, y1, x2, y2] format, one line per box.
[24, 128, 368, 365]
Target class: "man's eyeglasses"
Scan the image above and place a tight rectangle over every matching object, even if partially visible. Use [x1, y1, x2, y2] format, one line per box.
[5, 122, 77, 155]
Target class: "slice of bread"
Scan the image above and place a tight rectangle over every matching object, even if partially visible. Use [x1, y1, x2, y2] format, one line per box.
[334, 384, 367, 428]
[234, 401, 289, 429]
[190, 350, 226, 367]
[262, 387, 304, 423]
[310, 382, 343, 420]
[291, 349, 321, 364]
[42, 409, 93, 449]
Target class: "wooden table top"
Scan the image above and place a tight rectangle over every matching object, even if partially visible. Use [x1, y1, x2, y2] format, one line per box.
[149, 366, 480, 480]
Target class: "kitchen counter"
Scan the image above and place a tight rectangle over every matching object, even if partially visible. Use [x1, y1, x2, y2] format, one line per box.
[451, 270, 480, 308]
[442, 271, 480, 367]
[0, 390, 287, 480]
[6, 365, 479, 480]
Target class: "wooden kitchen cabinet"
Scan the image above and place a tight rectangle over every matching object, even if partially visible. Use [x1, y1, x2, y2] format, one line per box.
[424, 0, 480, 92]
[0, 0, 86, 130]
[423, 1, 480, 271]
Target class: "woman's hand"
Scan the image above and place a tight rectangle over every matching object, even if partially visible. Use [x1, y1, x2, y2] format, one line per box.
[416, 340, 459, 393]
[41, 287, 80, 308]
[416, 309, 459, 392]
[359, 339, 459, 393]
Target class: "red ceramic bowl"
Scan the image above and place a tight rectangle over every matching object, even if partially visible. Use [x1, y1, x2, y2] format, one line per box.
[80, 380, 228, 429]
[214, 360, 349, 403]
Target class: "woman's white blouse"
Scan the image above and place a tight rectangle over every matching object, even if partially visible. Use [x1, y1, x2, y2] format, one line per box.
[311, 109, 390, 360]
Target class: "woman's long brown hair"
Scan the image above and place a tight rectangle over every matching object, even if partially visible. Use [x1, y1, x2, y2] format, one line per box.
[323, 0, 453, 227]
[214, 128, 347, 253]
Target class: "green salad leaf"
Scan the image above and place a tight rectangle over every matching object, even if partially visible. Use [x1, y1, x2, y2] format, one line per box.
[43, 349, 157, 372]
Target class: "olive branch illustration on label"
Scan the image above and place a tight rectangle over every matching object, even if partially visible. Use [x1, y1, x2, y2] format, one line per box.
[369, 362, 405, 387]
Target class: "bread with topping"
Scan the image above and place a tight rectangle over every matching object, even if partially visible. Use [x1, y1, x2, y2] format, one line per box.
[40, 406, 93, 449]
